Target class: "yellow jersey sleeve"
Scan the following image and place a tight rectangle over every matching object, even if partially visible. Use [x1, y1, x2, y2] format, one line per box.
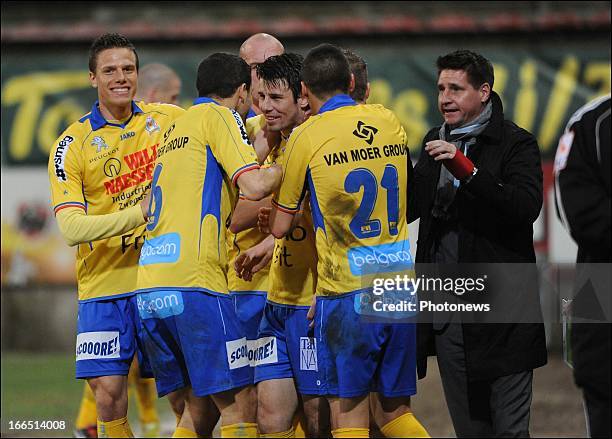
[56, 205, 145, 247]
[272, 125, 314, 213]
[208, 107, 260, 185]
[48, 128, 87, 214]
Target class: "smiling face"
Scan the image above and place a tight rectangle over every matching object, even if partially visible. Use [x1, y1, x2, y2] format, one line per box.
[437, 69, 490, 128]
[89, 48, 138, 116]
[258, 80, 302, 132]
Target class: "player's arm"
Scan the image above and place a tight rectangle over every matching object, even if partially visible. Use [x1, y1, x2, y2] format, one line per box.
[269, 130, 311, 239]
[236, 164, 282, 201]
[229, 195, 273, 233]
[56, 203, 147, 247]
[213, 107, 282, 201]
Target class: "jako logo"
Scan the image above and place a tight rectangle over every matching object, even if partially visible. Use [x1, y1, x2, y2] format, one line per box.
[76, 331, 120, 361]
[348, 240, 413, 276]
[139, 233, 180, 265]
[137, 291, 184, 320]
[353, 121, 378, 145]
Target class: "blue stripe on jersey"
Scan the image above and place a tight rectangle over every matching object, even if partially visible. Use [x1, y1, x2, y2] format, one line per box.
[200, 145, 223, 258]
[318, 94, 356, 114]
[306, 167, 326, 236]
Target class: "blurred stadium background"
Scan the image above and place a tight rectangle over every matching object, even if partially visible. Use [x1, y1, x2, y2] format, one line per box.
[1, 1, 610, 437]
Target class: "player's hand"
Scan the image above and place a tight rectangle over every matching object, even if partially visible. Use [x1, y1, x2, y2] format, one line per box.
[425, 140, 457, 160]
[307, 294, 316, 329]
[235, 236, 274, 281]
[258, 207, 272, 234]
[140, 190, 151, 221]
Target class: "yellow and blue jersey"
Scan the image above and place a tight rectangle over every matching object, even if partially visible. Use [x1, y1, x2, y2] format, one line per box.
[273, 95, 412, 296]
[137, 97, 259, 295]
[48, 100, 184, 302]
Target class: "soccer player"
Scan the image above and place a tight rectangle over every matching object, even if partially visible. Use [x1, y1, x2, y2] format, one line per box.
[239, 33, 285, 117]
[135, 52, 281, 438]
[74, 61, 184, 439]
[234, 53, 330, 438]
[135, 63, 182, 106]
[268, 44, 428, 438]
[48, 33, 185, 438]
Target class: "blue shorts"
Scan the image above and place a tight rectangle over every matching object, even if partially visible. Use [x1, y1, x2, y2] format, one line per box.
[137, 290, 252, 397]
[254, 301, 321, 395]
[315, 292, 417, 398]
[76, 295, 149, 380]
[230, 291, 267, 341]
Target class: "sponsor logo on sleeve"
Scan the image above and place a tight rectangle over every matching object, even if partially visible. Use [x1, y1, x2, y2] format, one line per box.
[348, 240, 413, 276]
[54, 135, 74, 181]
[139, 233, 181, 265]
[137, 291, 184, 320]
[300, 337, 318, 371]
[76, 331, 120, 361]
[230, 109, 252, 146]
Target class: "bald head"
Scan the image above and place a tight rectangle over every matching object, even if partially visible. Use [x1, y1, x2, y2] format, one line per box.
[239, 34, 284, 115]
[239, 33, 285, 66]
[135, 63, 182, 105]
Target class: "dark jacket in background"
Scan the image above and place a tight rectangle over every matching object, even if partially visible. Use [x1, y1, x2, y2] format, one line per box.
[554, 95, 611, 400]
[408, 92, 548, 381]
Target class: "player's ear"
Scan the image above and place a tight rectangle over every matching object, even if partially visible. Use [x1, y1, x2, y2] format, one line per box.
[300, 81, 308, 99]
[89, 71, 97, 88]
[238, 83, 248, 102]
[348, 73, 355, 94]
[480, 82, 491, 103]
[364, 82, 371, 103]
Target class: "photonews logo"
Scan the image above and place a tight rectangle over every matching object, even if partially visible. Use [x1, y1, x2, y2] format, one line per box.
[348, 240, 413, 276]
[139, 233, 180, 265]
[137, 290, 184, 320]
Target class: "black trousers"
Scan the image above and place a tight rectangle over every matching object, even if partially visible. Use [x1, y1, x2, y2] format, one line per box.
[435, 323, 533, 438]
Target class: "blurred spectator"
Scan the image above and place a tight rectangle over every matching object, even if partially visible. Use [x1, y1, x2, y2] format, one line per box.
[135, 63, 182, 106]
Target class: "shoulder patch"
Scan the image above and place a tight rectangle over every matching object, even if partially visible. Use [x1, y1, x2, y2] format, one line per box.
[53, 135, 75, 181]
[554, 130, 574, 174]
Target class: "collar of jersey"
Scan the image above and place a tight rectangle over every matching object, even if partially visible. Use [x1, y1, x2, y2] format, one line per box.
[193, 97, 220, 106]
[89, 100, 143, 131]
[318, 94, 356, 115]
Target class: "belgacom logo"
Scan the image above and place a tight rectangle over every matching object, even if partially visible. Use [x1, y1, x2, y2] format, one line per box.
[353, 121, 378, 145]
